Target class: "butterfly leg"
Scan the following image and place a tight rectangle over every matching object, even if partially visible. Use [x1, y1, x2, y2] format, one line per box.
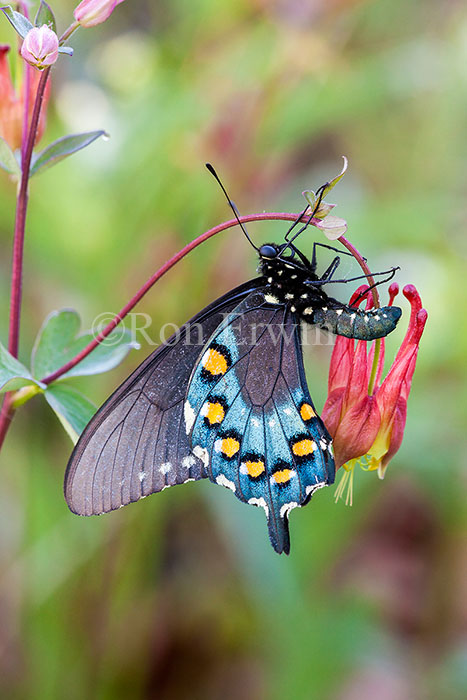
[310, 241, 356, 271]
[320, 255, 341, 281]
[311, 266, 399, 287]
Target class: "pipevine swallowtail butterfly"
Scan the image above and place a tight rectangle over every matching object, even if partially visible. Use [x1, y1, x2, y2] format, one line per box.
[65, 168, 401, 554]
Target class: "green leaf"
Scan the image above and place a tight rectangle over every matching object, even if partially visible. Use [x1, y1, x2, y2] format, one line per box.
[314, 215, 348, 240]
[0, 136, 21, 177]
[31, 309, 139, 381]
[44, 384, 96, 443]
[303, 190, 315, 208]
[0, 340, 44, 392]
[1, 6, 34, 38]
[29, 131, 108, 176]
[318, 156, 348, 201]
[34, 0, 56, 31]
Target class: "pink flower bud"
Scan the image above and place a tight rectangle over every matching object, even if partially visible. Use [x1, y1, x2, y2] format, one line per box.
[20, 25, 59, 70]
[73, 0, 125, 28]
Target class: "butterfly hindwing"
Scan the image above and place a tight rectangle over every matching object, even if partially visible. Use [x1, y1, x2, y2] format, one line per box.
[185, 289, 335, 554]
[64, 280, 263, 516]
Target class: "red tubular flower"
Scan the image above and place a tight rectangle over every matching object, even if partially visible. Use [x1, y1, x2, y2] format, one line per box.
[0, 45, 51, 150]
[322, 283, 427, 483]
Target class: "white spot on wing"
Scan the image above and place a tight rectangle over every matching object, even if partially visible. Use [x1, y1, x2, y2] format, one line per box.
[280, 501, 298, 518]
[182, 455, 196, 469]
[305, 483, 326, 496]
[139, 471, 146, 482]
[159, 462, 172, 474]
[268, 419, 276, 428]
[216, 474, 236, 492]
[184, 400, 196, 435]
[248, 497, 269, 517]
[283, 408, 292, 415]
[319, 439, 328, 451]
[251, 418, 260, 428]
[264, 294, 280, 305]
[336, 309, 343, 315]
[304, 307, 313, 315]
[285, 293, 294, 300]
[193, 445, 209, 467]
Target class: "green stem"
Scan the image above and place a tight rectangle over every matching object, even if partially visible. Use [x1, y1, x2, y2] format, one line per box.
[59, 21, 80, 44]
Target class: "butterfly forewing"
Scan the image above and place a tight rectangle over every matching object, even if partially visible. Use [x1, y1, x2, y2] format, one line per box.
[185, 289, 335, 554]
[64, 280, 263, 516]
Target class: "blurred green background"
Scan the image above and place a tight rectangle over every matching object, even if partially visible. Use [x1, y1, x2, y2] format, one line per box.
[1, 0, 466, 698]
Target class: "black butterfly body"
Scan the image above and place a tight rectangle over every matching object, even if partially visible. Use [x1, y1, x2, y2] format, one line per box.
[65, 241, 401, 554]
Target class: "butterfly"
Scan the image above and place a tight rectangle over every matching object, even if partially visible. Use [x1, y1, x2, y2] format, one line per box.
[65, 169, 402, 554]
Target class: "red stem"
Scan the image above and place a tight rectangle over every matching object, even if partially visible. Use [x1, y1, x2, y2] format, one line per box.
[9, 68, 50, 357]
[0, 67, 51, 448]
[339, 238, 380, 308]
[41, 214, 376, 385]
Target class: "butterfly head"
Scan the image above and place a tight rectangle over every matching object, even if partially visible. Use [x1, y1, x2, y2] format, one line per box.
[258, 243, 281, 259]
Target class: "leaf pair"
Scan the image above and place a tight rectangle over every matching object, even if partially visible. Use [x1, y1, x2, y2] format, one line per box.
[0, 310, 139, 443]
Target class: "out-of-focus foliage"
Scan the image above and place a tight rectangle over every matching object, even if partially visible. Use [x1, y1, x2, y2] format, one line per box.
[0, 0, 466, 698]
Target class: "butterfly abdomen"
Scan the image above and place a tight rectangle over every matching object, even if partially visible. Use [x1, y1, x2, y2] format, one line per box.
[311, 304, 402, 340]
[260, 254, 402, 341]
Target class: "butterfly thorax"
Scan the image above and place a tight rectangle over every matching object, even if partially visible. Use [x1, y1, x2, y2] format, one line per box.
[258, 246, 339, 323]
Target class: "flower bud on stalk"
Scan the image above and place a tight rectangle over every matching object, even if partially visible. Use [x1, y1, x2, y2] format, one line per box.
[74, 0, 125, 28]
[20, 25, 59, 70]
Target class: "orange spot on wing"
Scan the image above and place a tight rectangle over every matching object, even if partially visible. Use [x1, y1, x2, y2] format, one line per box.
[300, 403, 315, 421]
[202, 348, 228, 376]
[244, 460, 265, 478]
[205, 402, 225, 425]
[273, 469, 293, 484]
[221, 437, 240, 458]
[292, 439, 316, 456]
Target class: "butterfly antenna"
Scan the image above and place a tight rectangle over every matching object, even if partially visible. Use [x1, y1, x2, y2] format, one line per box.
[206, 163, 258, 251]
